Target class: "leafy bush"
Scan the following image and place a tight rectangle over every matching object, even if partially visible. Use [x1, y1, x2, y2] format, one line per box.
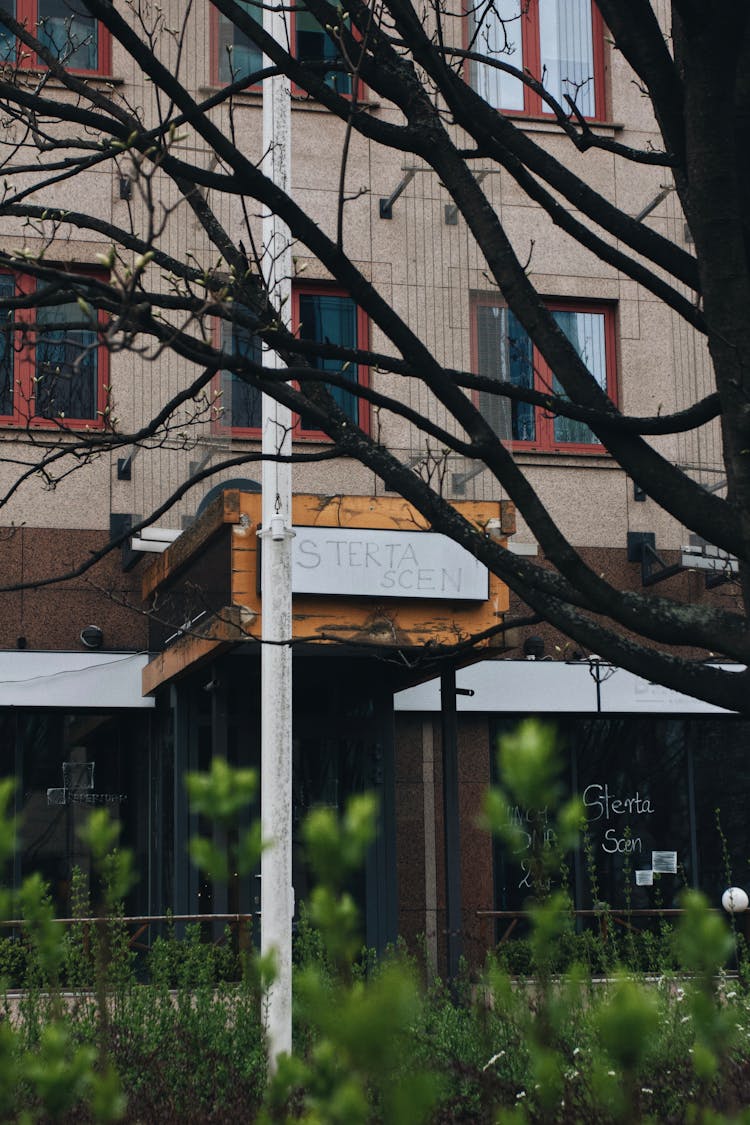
[0, 936, 28, 986]
[4, 727, 750, 1122]
[146, 922, 250, 989]
[494, 923, 683, 978]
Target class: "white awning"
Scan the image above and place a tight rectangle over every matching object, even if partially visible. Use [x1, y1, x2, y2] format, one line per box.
[394, 660, 738, 715]
[0, 651, 154, 709]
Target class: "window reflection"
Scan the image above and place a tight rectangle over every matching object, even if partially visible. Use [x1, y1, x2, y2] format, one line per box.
[491, 716, 750, 920]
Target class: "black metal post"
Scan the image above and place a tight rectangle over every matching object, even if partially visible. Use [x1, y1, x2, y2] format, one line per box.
[211, 667, 229, 938]
[440, 668, 462, 979]
[171, 683, 195, 935]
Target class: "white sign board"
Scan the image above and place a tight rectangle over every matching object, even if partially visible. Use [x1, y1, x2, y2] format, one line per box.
[291, 527, 489, 601]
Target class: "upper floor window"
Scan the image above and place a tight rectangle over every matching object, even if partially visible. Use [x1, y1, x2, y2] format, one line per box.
[472, 297, 615, 451]
[212, 1, 352, 95]
[220, 312, 262, 431]
[220, 284, 368, 437]
[470, 0, 604, 119]
[213, 0, 261, 85]
[0, 0, 109, 73]
[294, 6, 352, 96]
[0, 272, 109, 428]
[296, 286, 366, 432]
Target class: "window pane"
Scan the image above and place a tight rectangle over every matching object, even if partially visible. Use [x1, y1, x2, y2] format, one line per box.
[217, 1, 262, 84]
[35, 300, 98, 421]
[38, 0, 98, 70]
[295, 5, 352, 95]
[298, 292, 358, 425]
[471, 0, 524, 111]
[539, 0, 595, 117]
[223, 318, 263, 430]
[0, 275, 14, 416]
[551, 309, 605, 444]
[0, 1, 16, 63]
[476, 304, 534, 442]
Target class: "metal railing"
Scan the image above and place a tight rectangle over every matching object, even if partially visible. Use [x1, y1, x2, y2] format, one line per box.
[476, 907, 748, 948]
[0, 913, 255, 953]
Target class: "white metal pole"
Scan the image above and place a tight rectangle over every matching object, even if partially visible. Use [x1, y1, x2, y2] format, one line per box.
[260, 0, 293, 1067]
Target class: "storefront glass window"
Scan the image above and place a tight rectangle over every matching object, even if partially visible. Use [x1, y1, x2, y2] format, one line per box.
[0, 710, 150, 916]
[491, 716, 750, 918]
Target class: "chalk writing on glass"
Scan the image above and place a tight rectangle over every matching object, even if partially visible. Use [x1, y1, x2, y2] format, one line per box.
[602, 829, 642, 854]
[582, 783, 654, 822]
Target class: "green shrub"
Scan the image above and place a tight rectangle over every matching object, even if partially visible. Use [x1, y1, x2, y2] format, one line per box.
[0, 936, 28, 987]
[146, 922, 249, 989]
[5, 731, 750, 1123]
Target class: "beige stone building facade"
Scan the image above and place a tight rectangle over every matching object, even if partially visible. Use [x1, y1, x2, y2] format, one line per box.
[0, 1, 744, 968]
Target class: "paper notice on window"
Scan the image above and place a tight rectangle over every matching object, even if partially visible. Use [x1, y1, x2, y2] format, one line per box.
[652, 851, 677, 874]
[635, 869, 654, 886]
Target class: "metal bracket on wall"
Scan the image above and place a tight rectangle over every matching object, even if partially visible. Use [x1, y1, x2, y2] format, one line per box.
[379, 169, 416, 219]
[627, 531, 684, 587]
[380, 167, 492, 220]
[110, 512, 139, 572]
[117, 444, 139, 481]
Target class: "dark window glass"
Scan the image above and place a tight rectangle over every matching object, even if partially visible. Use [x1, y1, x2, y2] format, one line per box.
[38, 0, 98, 70]
[216, 0, 262, 84]
[572, 718, 691, 910]
[223, 317, 263, 430]
[295, 5, 352, 95]
[35, 299, 98, 421]
[0, 275, 14, 416]
[0, 710, 150, 917]
[475, 303, 607, 446]
[692, 723, 750, 897]
[476, 304, 534, 441]
[0, 1, 16, 62]
[491, 716, 750, 921]
[298, 292, 359, 425]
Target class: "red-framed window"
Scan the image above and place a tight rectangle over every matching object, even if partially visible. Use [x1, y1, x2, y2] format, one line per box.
[293, 6, 353, 97]
[211, 1, 262, 87]
[472, 296, 616, 452]
[211, 1, 353, 96]
[468, 0, 605, 119]
[0, 271, 109, 429]
[0, 0, 111, 74]
[220, 283, 369, 438]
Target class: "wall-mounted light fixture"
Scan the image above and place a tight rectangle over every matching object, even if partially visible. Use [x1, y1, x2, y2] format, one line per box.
[80, 625, 104, 650]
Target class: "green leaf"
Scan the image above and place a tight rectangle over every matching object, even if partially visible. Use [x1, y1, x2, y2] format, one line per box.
[186, 758, 257, 823]
[595, 977, 659, 1071]
[188, 836, 229, 882]
[77, 808, 121, 864]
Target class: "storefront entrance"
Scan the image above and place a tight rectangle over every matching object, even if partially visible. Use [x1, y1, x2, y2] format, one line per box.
[161, 649, 398, 951]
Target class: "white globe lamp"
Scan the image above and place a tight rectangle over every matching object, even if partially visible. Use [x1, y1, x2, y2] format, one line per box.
[721, 887, 749, 914]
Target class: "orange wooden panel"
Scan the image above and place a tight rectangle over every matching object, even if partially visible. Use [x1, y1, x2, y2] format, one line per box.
[231, 492, 510, 648]
[142, 492, 514, 692]
[141, 608, 250, 695]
